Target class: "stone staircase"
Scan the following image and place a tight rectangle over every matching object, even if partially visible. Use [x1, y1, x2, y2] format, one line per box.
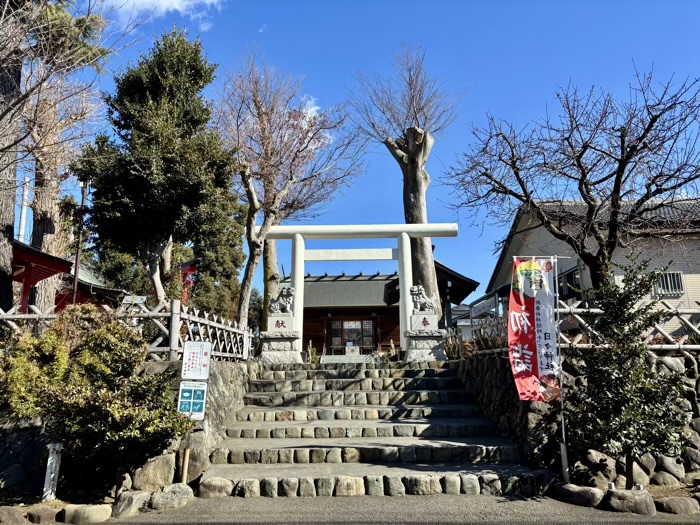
[199, 361, 555, 498]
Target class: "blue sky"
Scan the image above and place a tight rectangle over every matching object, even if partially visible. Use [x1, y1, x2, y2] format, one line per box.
[32, 0, 700, 301]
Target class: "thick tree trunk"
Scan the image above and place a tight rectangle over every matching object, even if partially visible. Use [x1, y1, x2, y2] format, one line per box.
[147, 250, 167, 305]
[30, 104, 65, 312]
[0, 60, 21, 311]
[161, 235, 173, 276]
[386, 127, 442, 319]
[262, 234, 281, 331]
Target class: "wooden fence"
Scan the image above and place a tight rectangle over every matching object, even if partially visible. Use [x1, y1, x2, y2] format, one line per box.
[0, 300, 252, 361]
[464, 297, 700, 355]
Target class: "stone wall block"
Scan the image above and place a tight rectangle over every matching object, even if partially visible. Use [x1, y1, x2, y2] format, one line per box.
[132, 453, 175, 492]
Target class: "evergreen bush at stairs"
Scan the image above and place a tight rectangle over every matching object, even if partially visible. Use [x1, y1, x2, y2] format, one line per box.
[199, 361, 556, 498]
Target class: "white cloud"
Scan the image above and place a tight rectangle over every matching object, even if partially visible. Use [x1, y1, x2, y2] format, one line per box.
[258, 23, 267, 33]
[301, 95, 320, 118]
[108, 0, 225, 28]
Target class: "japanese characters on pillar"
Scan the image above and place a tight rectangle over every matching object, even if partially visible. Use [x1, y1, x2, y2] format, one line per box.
[508, 258, 560, 402]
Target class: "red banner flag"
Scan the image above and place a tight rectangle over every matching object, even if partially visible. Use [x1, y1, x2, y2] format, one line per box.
[508, 258, 561, 402]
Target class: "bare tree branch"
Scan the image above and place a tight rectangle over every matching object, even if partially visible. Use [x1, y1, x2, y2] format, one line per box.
[216, 54, 365, 327]
[446, 70, 700, 287]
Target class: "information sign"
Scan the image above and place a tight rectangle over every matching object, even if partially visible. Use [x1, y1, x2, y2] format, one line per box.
[177, 381, 208, 420]
[181, 341, 212, 380]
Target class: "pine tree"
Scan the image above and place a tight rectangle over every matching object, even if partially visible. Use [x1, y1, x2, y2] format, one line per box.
[564, 257, 688, 488]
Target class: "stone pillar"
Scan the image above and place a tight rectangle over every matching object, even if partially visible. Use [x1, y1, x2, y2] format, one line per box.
[291, 233, 305, 351]
[259, 331, 302, 365]
[404, 286, 448, 362]
[397, 232, 413, 354]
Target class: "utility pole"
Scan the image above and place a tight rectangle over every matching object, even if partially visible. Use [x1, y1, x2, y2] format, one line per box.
[18, 176, 29, 243]
[72, 181, 88, 304]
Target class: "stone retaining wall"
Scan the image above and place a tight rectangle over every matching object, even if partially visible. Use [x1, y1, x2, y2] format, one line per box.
[136, 360, 260, 488]
[0, 421, 46, 495]
[458, 351, 700, 487]
[0, 360, 260, 495]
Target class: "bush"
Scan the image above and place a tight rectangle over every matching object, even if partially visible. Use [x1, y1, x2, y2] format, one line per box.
[0, 305, 193, 493]
[562, 258, 688, 488]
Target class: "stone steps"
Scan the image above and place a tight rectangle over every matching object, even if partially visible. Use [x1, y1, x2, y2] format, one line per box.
[243, 389, 471, 408]
[259, 368, 456, 380]
[247, 377, 463, 393]
[199, 361, 543, 500]
[211, 436, 520, 465]
[226, 417, 496, 439]
[234, 404, 484, 422]
[199, 463, 556, 498]
[261, 362, 458, 371]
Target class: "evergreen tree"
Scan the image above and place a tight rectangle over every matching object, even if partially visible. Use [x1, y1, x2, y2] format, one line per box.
[73, 28, 244, 305]
[564, 257, 688, 488]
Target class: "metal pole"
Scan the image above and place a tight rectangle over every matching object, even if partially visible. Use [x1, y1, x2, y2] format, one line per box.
[72, 182, 88, 304]
[554, 256, 570, 483]
[18, 176, 29, 243]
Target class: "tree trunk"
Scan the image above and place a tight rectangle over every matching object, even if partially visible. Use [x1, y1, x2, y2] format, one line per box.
[262, 235, 281, 331]
[147, 250, 167, 305]
[625, 453, 634, 490]
[0, 59, 21, 311]
[31, 104, 65, 312]
[387, 127, 442, 319]
[161, 235, 173, 276]
[238, 238, 263, 330]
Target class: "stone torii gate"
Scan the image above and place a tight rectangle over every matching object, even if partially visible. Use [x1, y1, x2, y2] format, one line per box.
[259, 223, 458, 363]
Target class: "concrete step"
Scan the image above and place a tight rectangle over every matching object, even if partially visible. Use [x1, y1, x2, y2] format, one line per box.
[243, 390, 471, 408]
[261, 361, 459, 372]
[199, 462, 555, 498]
[235, 404, 483, 422]
[259, 368, 456, 380]
[210, 436, 520, 465]
[247, 377, 463, 393]
[226, 417, 495, 440]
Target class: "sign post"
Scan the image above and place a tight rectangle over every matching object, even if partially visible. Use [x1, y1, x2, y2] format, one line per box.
[178, 341, 212, 421]
[177, 381, 208, 421]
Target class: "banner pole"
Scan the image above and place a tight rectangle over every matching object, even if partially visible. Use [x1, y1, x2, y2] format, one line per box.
[554, 256, 570, 483]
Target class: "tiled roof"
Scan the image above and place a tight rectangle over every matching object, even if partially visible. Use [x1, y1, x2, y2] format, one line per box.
[533, 199, 700, 226]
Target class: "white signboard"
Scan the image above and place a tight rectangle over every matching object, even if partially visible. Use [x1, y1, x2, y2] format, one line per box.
[345, 346, 360, 356]
[178, 381, 208, 421]
[181, 341, 212, 380]
[471, 295, 498, 318]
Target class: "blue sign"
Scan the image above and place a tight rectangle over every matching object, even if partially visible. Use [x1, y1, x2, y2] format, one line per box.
[178, 381, 208, 421]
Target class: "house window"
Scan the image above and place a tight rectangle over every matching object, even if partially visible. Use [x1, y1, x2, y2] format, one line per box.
[656, 272, 685, 296]
[558, 268, 581, 301]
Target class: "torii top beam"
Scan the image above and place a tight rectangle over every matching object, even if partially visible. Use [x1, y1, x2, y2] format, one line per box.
[261, 223, 458, 240]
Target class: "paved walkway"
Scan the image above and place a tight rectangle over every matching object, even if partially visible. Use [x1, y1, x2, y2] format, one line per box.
[113, 495, 700, 525]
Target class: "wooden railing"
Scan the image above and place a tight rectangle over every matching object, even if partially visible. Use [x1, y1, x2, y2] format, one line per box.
[464, 299, 700, 355]
[0, 300, 252, 361]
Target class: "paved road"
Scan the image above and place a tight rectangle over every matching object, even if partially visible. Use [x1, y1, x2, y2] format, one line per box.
[114, 495, 699, 525]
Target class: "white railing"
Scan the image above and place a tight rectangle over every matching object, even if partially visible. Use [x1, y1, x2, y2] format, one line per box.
[0, 300, 252, 361]
[465, 299, 700, 354]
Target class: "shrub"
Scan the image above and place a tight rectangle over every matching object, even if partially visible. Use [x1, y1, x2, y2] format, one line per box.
[563, 258, 688, 488]
[0, 305, 193, 493]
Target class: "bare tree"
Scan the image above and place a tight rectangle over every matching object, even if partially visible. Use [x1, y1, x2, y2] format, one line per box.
[350, 45, 458, 318]
[446, 71, 700, 288]
[217, 56, 364, 328]
[0, 0, 131, 310]
[20, 72, 100, 310]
